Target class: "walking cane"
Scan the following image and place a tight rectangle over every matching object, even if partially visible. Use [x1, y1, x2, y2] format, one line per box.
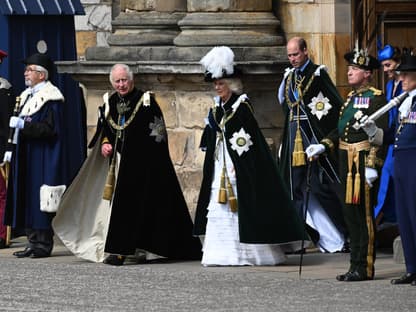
[299, 158, 312, 278]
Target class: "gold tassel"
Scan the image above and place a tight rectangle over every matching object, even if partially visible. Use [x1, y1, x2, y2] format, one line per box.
[218, 166, 227, 204]
[103, 156, 116, 201]
[352, 172, 361, 204]
[226, 176, 238, 213]
[345, 172, 353, 204]
[292, 128, 306, 166]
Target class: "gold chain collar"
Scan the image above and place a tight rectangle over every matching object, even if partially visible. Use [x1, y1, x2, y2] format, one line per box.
[107, 94, 145, 130]
[285, 71, 316, 108]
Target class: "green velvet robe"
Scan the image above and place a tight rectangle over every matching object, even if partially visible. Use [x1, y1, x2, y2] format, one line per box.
[194, 93, 306, 244]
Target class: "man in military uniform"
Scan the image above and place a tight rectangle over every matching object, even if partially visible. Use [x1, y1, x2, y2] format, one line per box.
[307, 46, 388, 281]
[278, 37, 348, 253]
[362, 54, 416, 285]
[0, 49, 13, 248]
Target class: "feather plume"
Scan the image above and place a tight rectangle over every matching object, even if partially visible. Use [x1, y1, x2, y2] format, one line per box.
[200, 46, 235, 79]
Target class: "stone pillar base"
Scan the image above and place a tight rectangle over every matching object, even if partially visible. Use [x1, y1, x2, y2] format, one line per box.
[108, 12, 186, 46]
[174, 12, 283, 46]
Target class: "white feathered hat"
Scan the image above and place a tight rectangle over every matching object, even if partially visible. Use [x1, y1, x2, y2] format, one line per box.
[200, 46, 240, 81]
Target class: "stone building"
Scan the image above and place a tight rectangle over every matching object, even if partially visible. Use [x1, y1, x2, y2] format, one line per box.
[57, 0, 416, 214]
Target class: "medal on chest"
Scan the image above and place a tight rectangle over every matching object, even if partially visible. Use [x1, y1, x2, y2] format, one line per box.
[353, 96, 370, 109]
[308, 91, 332, 120]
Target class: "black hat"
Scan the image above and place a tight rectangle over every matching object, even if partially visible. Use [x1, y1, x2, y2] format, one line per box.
[200, 46, 241, 82]
[344, 47, 380, 71]
[23, 53, 54, 76]
[396, 54, 416, 72]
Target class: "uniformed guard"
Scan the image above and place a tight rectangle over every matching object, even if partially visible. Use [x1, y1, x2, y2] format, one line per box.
[306, 43, 388, 281]
[362, 53, 416, 285]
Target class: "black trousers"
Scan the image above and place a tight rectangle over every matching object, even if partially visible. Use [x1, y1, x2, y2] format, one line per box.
[26, 228, 54, 255]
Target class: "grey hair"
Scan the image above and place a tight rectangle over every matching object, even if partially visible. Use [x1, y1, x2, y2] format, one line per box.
[109, 63, 134, 83]
[34, 65, 48, 80]
[222, 78, 243, 95]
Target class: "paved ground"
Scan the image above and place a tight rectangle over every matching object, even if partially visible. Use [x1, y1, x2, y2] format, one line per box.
[0, 238, 414, 312]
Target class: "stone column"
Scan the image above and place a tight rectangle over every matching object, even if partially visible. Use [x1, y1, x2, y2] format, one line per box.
[108, 0, 187, 46]
[175, 0, 282, 47]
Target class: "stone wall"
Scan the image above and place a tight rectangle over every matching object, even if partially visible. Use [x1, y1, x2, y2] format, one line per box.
[279, 0, 352, 97]
[75, 1, 113, 59]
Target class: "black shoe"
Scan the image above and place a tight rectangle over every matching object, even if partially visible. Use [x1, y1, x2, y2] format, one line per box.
[391, 273, 416, 285]
[343, 271, 371, 282]
[30, 249, 51, 258]
[0, 238, 8, 249]
[13, 247, 34, 258]
[336, 271, 352, 281]
[103, 254, 126, 266]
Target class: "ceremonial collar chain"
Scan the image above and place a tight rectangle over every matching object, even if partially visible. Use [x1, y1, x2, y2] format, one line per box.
[108, 94, 145, 131]
[284, 71, 316, 108]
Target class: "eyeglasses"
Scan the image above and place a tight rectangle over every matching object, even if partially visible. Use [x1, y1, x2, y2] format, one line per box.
[24, 67, 41, 73]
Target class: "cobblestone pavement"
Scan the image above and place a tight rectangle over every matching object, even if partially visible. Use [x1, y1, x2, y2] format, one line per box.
[0, 238, 414, 312]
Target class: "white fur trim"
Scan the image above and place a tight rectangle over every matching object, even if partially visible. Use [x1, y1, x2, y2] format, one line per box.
[20, 81, 64, 116]
[0, 77, 11, 90]
[314, 65, 328, 76]
[102, 92, 110, 118]
[231, 93, 249, 112]
[40, 184, 67, 213]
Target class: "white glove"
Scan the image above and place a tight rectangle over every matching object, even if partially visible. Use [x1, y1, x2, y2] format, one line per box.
[362, 119, 378, 137]
[305, 144, 325, 159]
[9, 116, 25, 129]
[365, 167, 378, 187]
[3, 151, 12, 163]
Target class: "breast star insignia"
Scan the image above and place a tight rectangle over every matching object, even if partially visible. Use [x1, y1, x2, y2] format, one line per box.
[308, 92, 332, 120]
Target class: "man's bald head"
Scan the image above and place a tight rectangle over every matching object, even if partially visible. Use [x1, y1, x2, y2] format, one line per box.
[286, 37, 309, 69]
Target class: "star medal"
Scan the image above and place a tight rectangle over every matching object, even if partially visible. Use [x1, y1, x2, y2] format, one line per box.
[149, 116, 167, 142]
[229, 128, 253, 156]
[308, 92, 332, 120]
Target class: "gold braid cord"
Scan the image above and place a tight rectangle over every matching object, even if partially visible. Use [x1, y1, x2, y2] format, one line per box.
[107, 94, 145, 131]
[214, 98, 241, 213]
[284, 71, 316, 109]
[365, 183, 375, 278]
[285, 71, 316, 166]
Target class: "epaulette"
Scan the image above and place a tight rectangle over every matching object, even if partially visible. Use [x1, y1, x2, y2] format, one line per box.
[369, 87, 382, 96]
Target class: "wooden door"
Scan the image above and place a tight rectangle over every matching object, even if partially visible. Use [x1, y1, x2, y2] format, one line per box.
[353, 0, 416, 89]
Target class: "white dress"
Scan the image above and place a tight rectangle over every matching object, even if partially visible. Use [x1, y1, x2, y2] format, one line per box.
[201, 136, 287, 266]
